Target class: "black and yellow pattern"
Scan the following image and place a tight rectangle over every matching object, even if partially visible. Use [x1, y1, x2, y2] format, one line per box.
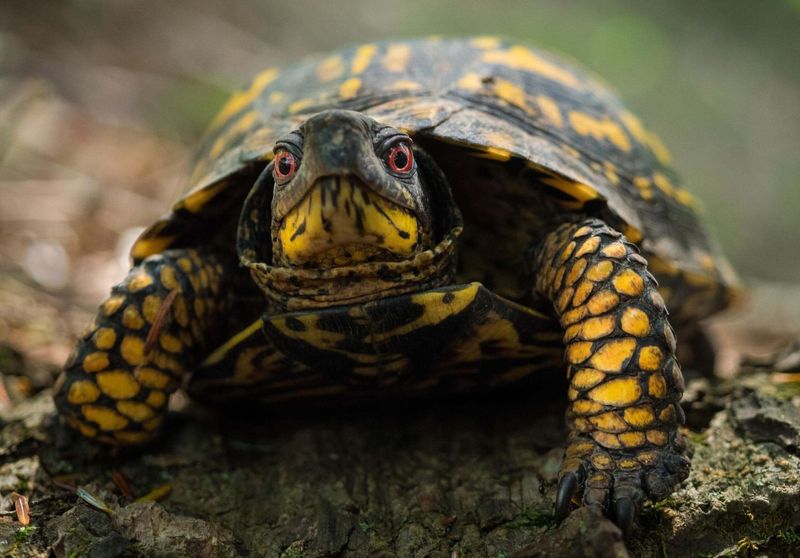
[131, 37, 740, 317]
[53, 250, 235, 444]
[189, 283, 563, 403]
[532, 219, 690, 530]
[55, 36, 743, 534]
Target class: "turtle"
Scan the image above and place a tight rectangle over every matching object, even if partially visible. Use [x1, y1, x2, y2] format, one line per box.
[54, 36, 740, 532]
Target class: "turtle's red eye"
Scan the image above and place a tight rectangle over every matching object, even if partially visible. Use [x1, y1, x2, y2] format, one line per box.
[385, 142, 414, 174]
[273, 151, 297, 181]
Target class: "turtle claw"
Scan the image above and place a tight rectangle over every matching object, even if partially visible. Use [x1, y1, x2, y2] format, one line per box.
[555, 472, 579, 524]
[613, 497, 636, 537]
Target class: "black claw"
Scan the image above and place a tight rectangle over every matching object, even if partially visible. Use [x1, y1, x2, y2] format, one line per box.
[613, 497, 636, 537]
[555, 473, 579, 524]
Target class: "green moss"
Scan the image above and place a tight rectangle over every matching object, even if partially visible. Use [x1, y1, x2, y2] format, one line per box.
[15, 525, 37, 543]
[508, 505, 555, 530]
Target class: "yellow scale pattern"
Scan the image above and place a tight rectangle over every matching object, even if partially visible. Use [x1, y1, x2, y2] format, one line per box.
[54, 249, 228, 445]
[533, 219, 689, 507]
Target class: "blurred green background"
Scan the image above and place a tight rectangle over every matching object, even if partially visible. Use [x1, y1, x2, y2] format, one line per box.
[2, 0, 799, 285]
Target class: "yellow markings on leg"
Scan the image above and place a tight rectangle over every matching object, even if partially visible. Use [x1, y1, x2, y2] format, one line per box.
[571, 368, 606, 390]
[159, 333, 182, 353]
[566, 341, 593, 365]
[122, 306, 145, 330]
[623, 406, 655, 428]
[127, 271, 153, 292]
[120, 335, 147, 366]
[585, 260, 614, 282]
[588, 377, 641, 406]
[135, 367, 173, 390]
[142, 294, 162, 323]
[589, 411, 628, 433]
[572, 280, 594, 307]
[620, 307, 650, 337]
[586, 290, 619, 315]
[145, 390, 167, 408]
[93, 328, 117, 350]
[96, 370, 141, 399]
[83, 352, 109, 373]
[565, 258, 587, 287]
[82, 405, 129, 431]
[579, 315, 615, 340]
[103, 296, 125, 317]
[600, 242, 627, 259]
[591, 431, 622, 449]
[589, 338, 636, 371]
[647, 373, 667, 398]
[116, 401, 154, 422]
[574, 236, 601, 258]
[67, 381, 101, 405]
[572, 399, 604, 415]
[646, 429, 668, 446]
[638, 346, 664, 372]
[114, 431, 154, 445]
[613, 269, 645, 296]
[173, 298, 189, 328]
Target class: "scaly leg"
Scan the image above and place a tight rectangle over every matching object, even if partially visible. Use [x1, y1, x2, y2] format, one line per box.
[531, 219, 690, 533]
[53, 249, 238, 445]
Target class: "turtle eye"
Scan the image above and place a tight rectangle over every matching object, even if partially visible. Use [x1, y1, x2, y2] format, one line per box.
[385, 141, 414, 175]
[273, 151, 298, 181]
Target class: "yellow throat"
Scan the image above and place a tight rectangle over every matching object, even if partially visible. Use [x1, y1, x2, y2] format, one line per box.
[275, 176, 422, 267]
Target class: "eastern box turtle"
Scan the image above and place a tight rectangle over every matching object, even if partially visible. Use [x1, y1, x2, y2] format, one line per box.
[54, 37, 740, 531]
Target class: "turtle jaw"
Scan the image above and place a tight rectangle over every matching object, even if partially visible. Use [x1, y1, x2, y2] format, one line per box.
[273, 175, 427, 269]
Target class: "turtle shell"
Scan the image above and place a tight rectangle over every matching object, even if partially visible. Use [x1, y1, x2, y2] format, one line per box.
[132, 36, 739, 319]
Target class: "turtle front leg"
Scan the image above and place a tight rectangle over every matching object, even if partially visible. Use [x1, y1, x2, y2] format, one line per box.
[53, 249, 236, 445]
[531, 219, 690, 533]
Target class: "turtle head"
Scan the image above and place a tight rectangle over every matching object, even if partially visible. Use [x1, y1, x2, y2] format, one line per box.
[238, 109, 462, 310]
[270, 109, 433, 268]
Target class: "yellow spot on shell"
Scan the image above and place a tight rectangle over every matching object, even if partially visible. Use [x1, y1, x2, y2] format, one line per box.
[269, 92, 285, 104]
[639, 346, 664, 371]
[568, 112, 631, 151]
[389, 80, 422, 91]
[288, 98, 314, 114]
[589, 377, 641, 406]
[586, 260, 614, 282]
[122, 306, 145, 330]
[128, 272, 153, 292]
[648, 373, 667, 398]
[351, 44, 377, 74]
[209, 68, 278, 130]
[317, 56, 344, 82]
[624, 406, 655, 427]
[571, 368, 606, 390]
[135, 367, 172, 390]
[566, 341, 593, 364]
[67, 380, 101, 404]
[482, 46, 581, 90]
[590, 411, 628, 432]
[103, 296, 125, 317]
[382, 44, 411, 72]
[116, 400, 154, 422]
[494, 78, 533, 113]
[652, 172, 675, 196]
[535, 96, 563, 127]
[586, 290, 619, 315]
[456, 72, 483, 91]
[120, 336, 146, 366]
[93, 328, 117, 350]
[82, 405, 129, 431]
[580, 315, 616, 340]
[619, 110, 673, 165]
[209, 111, 258, 159]
[339, 78, 362, 100]
[620, 307, 650, 337]
[613, 269, 645, 297]
[470, 36, 501, 49]
[590, 338, 636, 372]
[96, 370, 140, 399]
[83, 352, 109, 373]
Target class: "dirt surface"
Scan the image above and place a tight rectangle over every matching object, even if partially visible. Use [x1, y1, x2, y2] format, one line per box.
[0, 358, 797, 557]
